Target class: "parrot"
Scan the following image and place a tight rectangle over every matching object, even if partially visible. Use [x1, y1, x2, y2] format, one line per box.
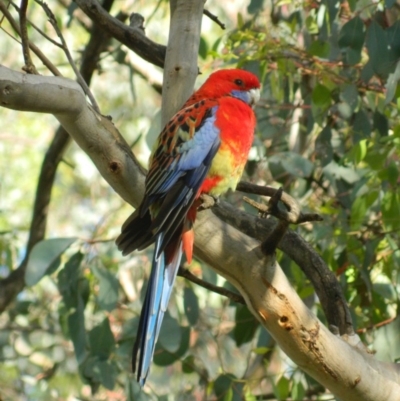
[116, 68, 260, 386]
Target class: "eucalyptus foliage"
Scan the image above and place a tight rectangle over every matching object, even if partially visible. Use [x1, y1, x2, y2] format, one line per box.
[1, 0, 400, 400]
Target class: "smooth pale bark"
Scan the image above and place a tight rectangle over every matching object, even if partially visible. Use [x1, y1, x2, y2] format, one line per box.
[2, 63, 400, 401]
[0, 66, 145, 207]
[161, 0, 205, 126]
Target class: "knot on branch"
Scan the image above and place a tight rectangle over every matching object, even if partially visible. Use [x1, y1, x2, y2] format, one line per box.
[129, 13, 145, 31]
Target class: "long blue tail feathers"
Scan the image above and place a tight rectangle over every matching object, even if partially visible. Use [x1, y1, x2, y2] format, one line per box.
[132, 233, 182, 386]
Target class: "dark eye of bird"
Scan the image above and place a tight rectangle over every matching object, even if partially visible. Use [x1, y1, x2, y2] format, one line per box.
[234, 79, 243, 86]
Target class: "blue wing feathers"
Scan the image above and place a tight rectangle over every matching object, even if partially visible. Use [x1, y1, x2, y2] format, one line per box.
[134, 235, 166, 385]
[115, 101, 222, 386]
[133, 234, 182, 386]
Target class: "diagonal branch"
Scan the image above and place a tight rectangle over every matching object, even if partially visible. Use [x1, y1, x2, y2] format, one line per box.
[35, 0, 100, 113]
[2, 65, 400, 401]
[178, 266, 245, 304]
[0, 0, 60, 74]
[212, 200, 354, 336]
[0, 0, 121, 313]
[74, 0, 166, 68]
[203, 9, 225, 29]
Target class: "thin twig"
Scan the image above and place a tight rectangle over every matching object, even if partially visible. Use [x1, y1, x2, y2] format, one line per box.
[9, 0, 64, 47]
[0, 0, 119, 313]
[0, 1, 61, 75]
[243, 196, 323, 224]
[178, 267, 245, 304]
[356, 316, 397, 334]
[238, 181, 323, 224]
[35, 0, 101, 113]
[213, 200, 355, 335]
[203, 9, 225, 29]
[19, 0, 38, 73]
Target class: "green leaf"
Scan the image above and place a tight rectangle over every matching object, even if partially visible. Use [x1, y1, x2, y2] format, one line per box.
[338, 16, 365, 64]
[158, 312, 181, 353]
[351, 190, 378, 231]
[199, 36, 208, 60]
[365, 21, 393, 77]
[308, 40, 330, 58]
[386, 161, 399, 186]
[25, 237, 77, 286]
[233, 305, 259, 346]
[89, 318, 115, 359]
[154, 326, 190, 366]
[183, 286, 199, 326]
[373, 283, 396, 301]
[348, 139, 368, 164]
[353, 110, 371, 140]
[237, 13, 244, 29]
[214, 374, 243, 401]
[323, 162, 361, 184]
[291, 380, 305, 400]
[361, 60, 374, 82]
[311, 84, 332, 122]
[12, 300, 32, 315]
[68, 297, 87, 364]
[126, 377, 149, 401]
[386, 20, 400, 58]
[211, 37, 222, 52]
[385, 60, 400, 104]
[382, 190, 400, 231]
[338, 16, 365, 50]
[312, 84, 331, 107]
[92, 264, 119, 312]
[340, 84, 359, 115]
[305, 15, 318, 35]
[58, 252, 84, 309]
[373, 111, 389, 136]
[181, 355, 195, 373]
[252, 346, 271, 355]
[120, 317, 140, 340]
[247, 0, 263, 14]
[274, 376, 290, 400]
[315, 126, 333, 166]
[82, 357, 117, 390]
[364, 148, 389, 171]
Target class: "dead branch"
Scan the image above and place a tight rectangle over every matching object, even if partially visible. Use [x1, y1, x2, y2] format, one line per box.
[0, 0, 119, 313]
[75, 0, 166, 68]
[0, 1, 60, 74]
[19, 0, 38, 74]
[178, 267, 245, 304]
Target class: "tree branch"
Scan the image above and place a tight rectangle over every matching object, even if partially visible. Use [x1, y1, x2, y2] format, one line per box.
[74, 0, 166, 68]
[238, 181, 323, 224]
[178, 266, 245, 304]
[1, 0, 400, 393]
[161, 0, 204, 125]
[193, 208, 400, 401]
[35, 0, 100, 112]
[203, 9, 225, 30]
[2, 64, 400, 401]
[19, 0, 38, 74]
[0, 0, 61, 75]
[212, 200, 354, 336]
[0, 0, 121, 312]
